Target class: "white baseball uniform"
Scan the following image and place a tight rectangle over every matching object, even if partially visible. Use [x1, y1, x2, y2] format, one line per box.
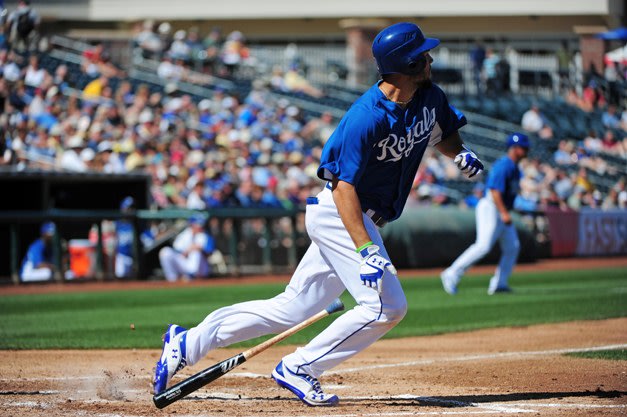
[443, 154, 522, 292]
[159, 227, 211, 281]
[444, 194, 520, 292]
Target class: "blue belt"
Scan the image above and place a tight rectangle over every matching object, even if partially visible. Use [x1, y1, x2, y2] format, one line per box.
[306, 195, 388, 228]
[363, 209, 388, 227]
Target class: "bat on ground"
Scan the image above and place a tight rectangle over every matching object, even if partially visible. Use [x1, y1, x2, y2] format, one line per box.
[153, 298, 345, 409]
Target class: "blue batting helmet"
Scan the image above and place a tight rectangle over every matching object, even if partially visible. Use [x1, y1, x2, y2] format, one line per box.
[41, 222, 56, 236]
[372, 22, 440, 75]
[120, 196, 135, 210]
[506, 132, 530, 149]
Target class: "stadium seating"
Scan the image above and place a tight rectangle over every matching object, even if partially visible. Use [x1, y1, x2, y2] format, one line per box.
[27, 43, 627, 207]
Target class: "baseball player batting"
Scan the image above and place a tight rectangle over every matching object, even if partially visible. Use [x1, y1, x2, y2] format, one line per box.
[441, 133, 530, 295]
[153, 22, 484, 406]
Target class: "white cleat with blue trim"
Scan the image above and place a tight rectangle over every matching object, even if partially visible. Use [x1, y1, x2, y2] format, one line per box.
[153, 324, 188, 394]
[271, 361, 339, 406]
[440, 269, 458, 295]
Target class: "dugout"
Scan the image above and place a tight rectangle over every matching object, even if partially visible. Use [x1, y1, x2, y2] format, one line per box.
[0, 170, 150, 281]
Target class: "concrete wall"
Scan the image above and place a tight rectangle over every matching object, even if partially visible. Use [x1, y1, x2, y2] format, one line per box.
[5, 0, 616, 20]
[3, 0, 622, 38]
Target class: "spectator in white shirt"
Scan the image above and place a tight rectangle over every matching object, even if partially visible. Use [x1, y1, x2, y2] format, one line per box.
[59, 135, 87, 172]
[521, 103, 553, 139]
[186, 182, 207, 209]
[23, 55, 48, 91]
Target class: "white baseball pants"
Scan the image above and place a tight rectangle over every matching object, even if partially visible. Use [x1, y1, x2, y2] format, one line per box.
[20, 262, 53, 282]
[115, 253, 133, 278]
[159, 247, 210, 281]
[446, 197, 520, 289]
[184, 187, 407, 377]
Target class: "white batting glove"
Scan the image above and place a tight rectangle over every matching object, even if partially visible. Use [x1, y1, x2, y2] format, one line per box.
[358, 243, 397, 294]
[454, 145, 484, 178]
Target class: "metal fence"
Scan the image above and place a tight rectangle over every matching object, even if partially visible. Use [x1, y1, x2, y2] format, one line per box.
[246, 44, 568, 97]
[49, 34, 576, 99]
[1, 208, 305, 284]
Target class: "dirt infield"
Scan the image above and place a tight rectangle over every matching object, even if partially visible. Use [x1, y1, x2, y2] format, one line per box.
[1, 319, 625, 417]
[1, 257, 626, 416]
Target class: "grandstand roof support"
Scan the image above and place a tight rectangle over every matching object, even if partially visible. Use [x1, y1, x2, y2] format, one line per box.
[340, 19, 387, 85]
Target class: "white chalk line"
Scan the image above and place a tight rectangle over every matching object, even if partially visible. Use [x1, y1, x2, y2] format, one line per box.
[327, 343, 627, 374]
[5, 396, 627, 416]
[156, 343, 627, 380]
[0, 372, 266, 382]
[2, 393, 627, 417]
[85, 413, 515, 417]
[4, 392, 626, 410]
[5, 395, 627, 417]
[2, 343, 625, 383]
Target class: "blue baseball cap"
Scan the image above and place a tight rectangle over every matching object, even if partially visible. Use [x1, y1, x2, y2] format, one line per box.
[188, 214, 206, 226]
[120, 196, 135, 210]
[41, 222, 56, 235]
[506, 133, 530, 149]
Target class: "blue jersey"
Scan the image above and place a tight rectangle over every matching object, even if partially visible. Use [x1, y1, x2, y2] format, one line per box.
[116, 221, 134, 256]
[203, 234, 216, 255]
[20, 239, 53, 276]
[318, 82, 466, 221]
[485, 156, 521, 210]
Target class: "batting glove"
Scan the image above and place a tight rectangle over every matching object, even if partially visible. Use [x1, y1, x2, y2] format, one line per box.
[454, 145, 484, 178]
[358, 242, 397, 294]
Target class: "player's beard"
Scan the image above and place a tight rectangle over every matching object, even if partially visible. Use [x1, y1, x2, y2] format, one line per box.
[413, 68, 433, 90]
[416, 79, 433, 89]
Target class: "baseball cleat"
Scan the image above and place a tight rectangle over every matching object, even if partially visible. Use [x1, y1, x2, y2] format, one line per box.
[488, 286, 513, 295]
[440, 270, 458, 295]
[271, 361, 339, 406]
[487, 277, 512, 295]
[153, 324, 188, 394]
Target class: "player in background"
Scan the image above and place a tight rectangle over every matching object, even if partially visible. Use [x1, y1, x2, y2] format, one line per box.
[113, 196, 158, 278]
[158, 214, 215, 282]
[20, 221, 57, 282]
[441, 133, 530, 295]
[153, 22, 484, 406]
[114, 196, 136, 278]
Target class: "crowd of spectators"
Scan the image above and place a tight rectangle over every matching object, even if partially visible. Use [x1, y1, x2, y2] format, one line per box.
[0, 15, 625, 220]
[134, 20, 326, 99]
[401, 145, 626, 212]
[398, 54, 627, 212]
[1, 50, 334, 212]
[133, 19, 254, 80]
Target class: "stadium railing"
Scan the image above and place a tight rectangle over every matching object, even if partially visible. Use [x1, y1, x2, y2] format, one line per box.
[2, 208, 303, 284]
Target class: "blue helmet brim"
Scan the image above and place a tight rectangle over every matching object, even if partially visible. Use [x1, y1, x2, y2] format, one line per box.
[420, 38, 440, 53]
[400, 37, 440, 61]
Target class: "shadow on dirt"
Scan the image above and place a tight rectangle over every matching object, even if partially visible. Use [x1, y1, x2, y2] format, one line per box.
[340, 389, 626, 407]
[181, 389, 626, 408]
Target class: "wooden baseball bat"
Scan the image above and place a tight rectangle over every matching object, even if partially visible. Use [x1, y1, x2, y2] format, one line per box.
[153, 299, 345, 409]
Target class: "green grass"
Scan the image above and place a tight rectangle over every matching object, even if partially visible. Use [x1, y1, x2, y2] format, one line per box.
[0, 266, 625, 349]
[565, 349, 627, 361]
